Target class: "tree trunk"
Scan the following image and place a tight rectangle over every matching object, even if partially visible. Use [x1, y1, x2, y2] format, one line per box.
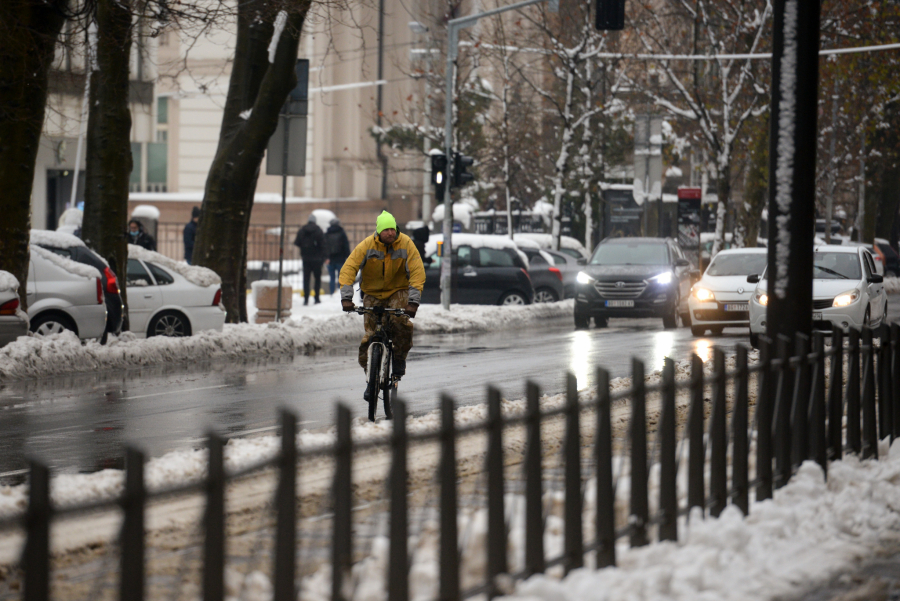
[711, 161, 731, 255]
[0, 0, 67, 308]
[81, 0, 133, 326]
[194, 2, 311, 323]
[735, 121, 769, 248]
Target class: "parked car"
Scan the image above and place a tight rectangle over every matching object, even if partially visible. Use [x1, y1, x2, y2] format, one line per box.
[511, 233, 589, 261]
[842, 240, 886, 276]
[688, 248, 768, 336]
[126, 246, 225, 337]
[0, 271, 29, 348]
[574, 237, 697, 329]
[26, 245, 107, 339]
[422, 234, 534, 305]
[31, 229, 123, 339]
[875, 238, 899, 277]
[518, 247, 565, 303]
[542, 249, 583, 298]
[748, 245, 886, 347]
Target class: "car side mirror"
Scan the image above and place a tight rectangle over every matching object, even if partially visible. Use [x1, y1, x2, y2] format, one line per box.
[674, 258, 691, 267]
[869, 274, 884, 284]
[576, 258, 586, 265]
[747, 274, 760, 284]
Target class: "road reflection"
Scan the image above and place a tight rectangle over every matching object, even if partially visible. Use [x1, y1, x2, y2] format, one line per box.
[570, 330, 593, 388]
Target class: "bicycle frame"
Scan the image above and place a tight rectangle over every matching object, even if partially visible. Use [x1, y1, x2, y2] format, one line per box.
[355, 305, 406, 421]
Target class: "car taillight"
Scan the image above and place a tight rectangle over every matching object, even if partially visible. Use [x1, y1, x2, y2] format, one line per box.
[549, 267, 563, 281]
[97, 278, 103, 304]
[104, 267, 119, 294]
[521, 268, 531, 281]
[0, 298, 19, 315]
[213, 288, 222, 306]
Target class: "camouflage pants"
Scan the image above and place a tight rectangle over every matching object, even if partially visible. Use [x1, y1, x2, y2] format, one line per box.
[358, 289, 413, 369]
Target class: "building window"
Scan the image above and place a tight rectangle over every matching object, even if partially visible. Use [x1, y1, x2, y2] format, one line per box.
[157, 97, 168, 124]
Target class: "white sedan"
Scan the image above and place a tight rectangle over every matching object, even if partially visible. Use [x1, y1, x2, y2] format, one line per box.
[688, 248, 768, 336]
[749, 245, 886, 347]
[126, 246, 225, 337]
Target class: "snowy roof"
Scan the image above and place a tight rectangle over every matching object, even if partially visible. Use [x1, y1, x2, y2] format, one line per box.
[0, 271, 19, 292]
[30, 229, 86, 249]
[30, 245, 101, 280]
[511, 233, 588, 257]
[425, 233, 529, 267]
[132, 205, 161, 220]
[128, 245, 221, 287]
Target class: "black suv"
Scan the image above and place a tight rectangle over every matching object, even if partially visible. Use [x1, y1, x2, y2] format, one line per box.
[573, 237, 697, 329]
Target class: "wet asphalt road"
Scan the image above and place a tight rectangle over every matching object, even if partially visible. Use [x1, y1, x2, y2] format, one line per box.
[0, 315, 753, 478]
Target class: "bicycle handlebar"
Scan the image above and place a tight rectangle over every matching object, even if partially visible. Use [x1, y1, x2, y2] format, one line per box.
[354, 306, 408, 316]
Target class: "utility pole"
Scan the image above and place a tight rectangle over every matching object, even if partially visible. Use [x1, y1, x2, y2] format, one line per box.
[765, 0, 821, 345]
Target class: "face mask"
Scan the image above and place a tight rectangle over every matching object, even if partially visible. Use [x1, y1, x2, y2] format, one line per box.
[130, 231, 139, 237]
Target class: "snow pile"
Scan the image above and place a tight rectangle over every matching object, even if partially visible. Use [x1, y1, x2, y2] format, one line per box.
[30, 245, 101, 280]
[56, 208, 83, 235]
[0, 300, 573, 381]
[0, 271, 18, 292]
[131, 205, 160, 220]
[128, 244, 221, 287]
[431, 203, 475, 230]
[30, 229, 86, 249]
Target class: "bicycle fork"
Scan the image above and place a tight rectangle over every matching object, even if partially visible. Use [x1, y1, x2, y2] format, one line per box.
[366, 341, 390, 384]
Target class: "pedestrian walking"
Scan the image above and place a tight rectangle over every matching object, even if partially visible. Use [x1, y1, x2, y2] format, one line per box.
[325, 218, 351, 294]
[126, 219, 156, 251]
[293, 214, 325, 304]
[183, 206, 200, 264]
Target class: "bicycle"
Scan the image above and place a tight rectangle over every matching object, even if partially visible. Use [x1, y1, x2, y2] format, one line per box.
[354, 306, 409, 421]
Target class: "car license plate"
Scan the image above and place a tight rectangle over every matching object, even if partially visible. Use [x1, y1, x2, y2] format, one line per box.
[813, 312, 823, 320]
[725, 303, 749, 312]
[605, 300, 634, 308]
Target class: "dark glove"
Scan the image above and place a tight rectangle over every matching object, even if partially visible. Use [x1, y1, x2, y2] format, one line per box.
[404, 303, 418, 318]
[342, 300, 356, 313]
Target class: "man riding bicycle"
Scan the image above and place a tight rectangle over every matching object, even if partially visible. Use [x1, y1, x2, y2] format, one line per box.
[340, 211, 425, 394]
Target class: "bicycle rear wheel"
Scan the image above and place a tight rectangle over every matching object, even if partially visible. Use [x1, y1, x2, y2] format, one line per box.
[367, 345, 382, 422]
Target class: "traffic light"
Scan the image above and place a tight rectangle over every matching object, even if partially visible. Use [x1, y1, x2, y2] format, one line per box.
[452, 153, 475, 189]
[431, 153, 448, 200]
[596, 0, 625, 30]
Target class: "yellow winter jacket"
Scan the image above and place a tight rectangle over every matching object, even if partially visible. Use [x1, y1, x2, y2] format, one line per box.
[339, 232, 426, 304]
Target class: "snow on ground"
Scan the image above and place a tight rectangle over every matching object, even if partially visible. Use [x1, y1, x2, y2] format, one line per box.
[0, 293, 573, 381]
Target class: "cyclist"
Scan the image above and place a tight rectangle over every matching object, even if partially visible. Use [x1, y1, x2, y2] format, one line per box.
[340, 211, 425, 394]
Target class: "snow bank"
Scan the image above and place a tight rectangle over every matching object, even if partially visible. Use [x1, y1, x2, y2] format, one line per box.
[128, 244, 221, 287]
[0, 300, 573, 381]
[30, 229, 85, 250]
[30, 245, 100, 280]
[0, 271, 18, 292]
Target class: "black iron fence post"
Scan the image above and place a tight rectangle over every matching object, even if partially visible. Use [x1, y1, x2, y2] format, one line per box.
[790, 333, 811, 471]
[687, 354, 705, 515]
[439, 395, 460, 601]
[827, 328, 844, 460]
[487, 387, 509, 590]
[861, 328, 879, 460]
[274, 411, 297, 601]
[809, 332, 827, 475]
[594, 367, 616, 568]
[629, 358, 649, 547]
[756, 336, 774, 501]
[847, 328, 862, 454]
[892, 323, 900, 440]
[389, 401, 409, 601]
[773, 334, 792, 488]
[709, 348, 728, 518]
[879, 324, 893, 442]
[121, 447, 146, 601]
[204, 432, 225, 601]
[732, 345, 749, 516]
[563, 373, 583, 573]
[658, 358, 678, 540]
[24, 460, 50, 601]
[332, 404, 353, 601]
[524, 382, 544, 576]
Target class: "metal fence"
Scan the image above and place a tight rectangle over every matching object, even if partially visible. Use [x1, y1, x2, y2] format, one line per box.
[4, 323, 900, 600]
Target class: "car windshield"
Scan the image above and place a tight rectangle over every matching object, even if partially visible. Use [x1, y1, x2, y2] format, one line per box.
[590, 242, 668, 266]
[813, 252, 861, 280]
[707, 253, 768, 276]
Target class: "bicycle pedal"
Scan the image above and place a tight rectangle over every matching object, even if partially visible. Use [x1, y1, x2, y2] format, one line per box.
[391, 375, 401, 388]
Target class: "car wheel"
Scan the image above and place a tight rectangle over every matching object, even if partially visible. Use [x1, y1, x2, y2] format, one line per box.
[574, 312, 590, 330]
[499, 291, 528, 306]
[691, 326, 706, 336]
[681, 312, 692, 327]
[534, 287, 559, 303]
[662, 302, 678, 329]
[30, 312, 77, 337]
[710, 326, 724, 336]
[594, 316, 609, 328]
[148, 311, 192, 337]
[750, 332, 760, 349]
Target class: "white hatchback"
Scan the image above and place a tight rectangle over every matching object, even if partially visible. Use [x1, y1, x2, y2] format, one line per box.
[126, 246, 225, 337]
[749, 245, 886, 347]
[688, 248, 768, 336]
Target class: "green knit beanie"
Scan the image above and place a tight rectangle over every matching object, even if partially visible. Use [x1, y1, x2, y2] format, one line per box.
[375, 210, 397, 234]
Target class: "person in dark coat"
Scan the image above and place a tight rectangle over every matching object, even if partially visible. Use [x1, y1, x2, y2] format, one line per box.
[411, 225, 432, 267]
[183, 206, 200, 264]
[324, 218, 351, 294]
[293, 214, 326, 304]
[126, 219, 156, 251]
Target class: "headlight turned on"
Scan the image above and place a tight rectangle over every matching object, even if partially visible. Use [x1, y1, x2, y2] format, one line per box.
[650, 271, 673, 285]
[576, 271, 595, 285]
[755, 292, 768, 306]
[693, 287, 715, 301]
[833, 289, 860, 307]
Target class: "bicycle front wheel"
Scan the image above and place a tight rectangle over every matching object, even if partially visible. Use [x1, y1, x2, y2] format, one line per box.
[367, 345, 383, 422]
[382, 348, 393, 420]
